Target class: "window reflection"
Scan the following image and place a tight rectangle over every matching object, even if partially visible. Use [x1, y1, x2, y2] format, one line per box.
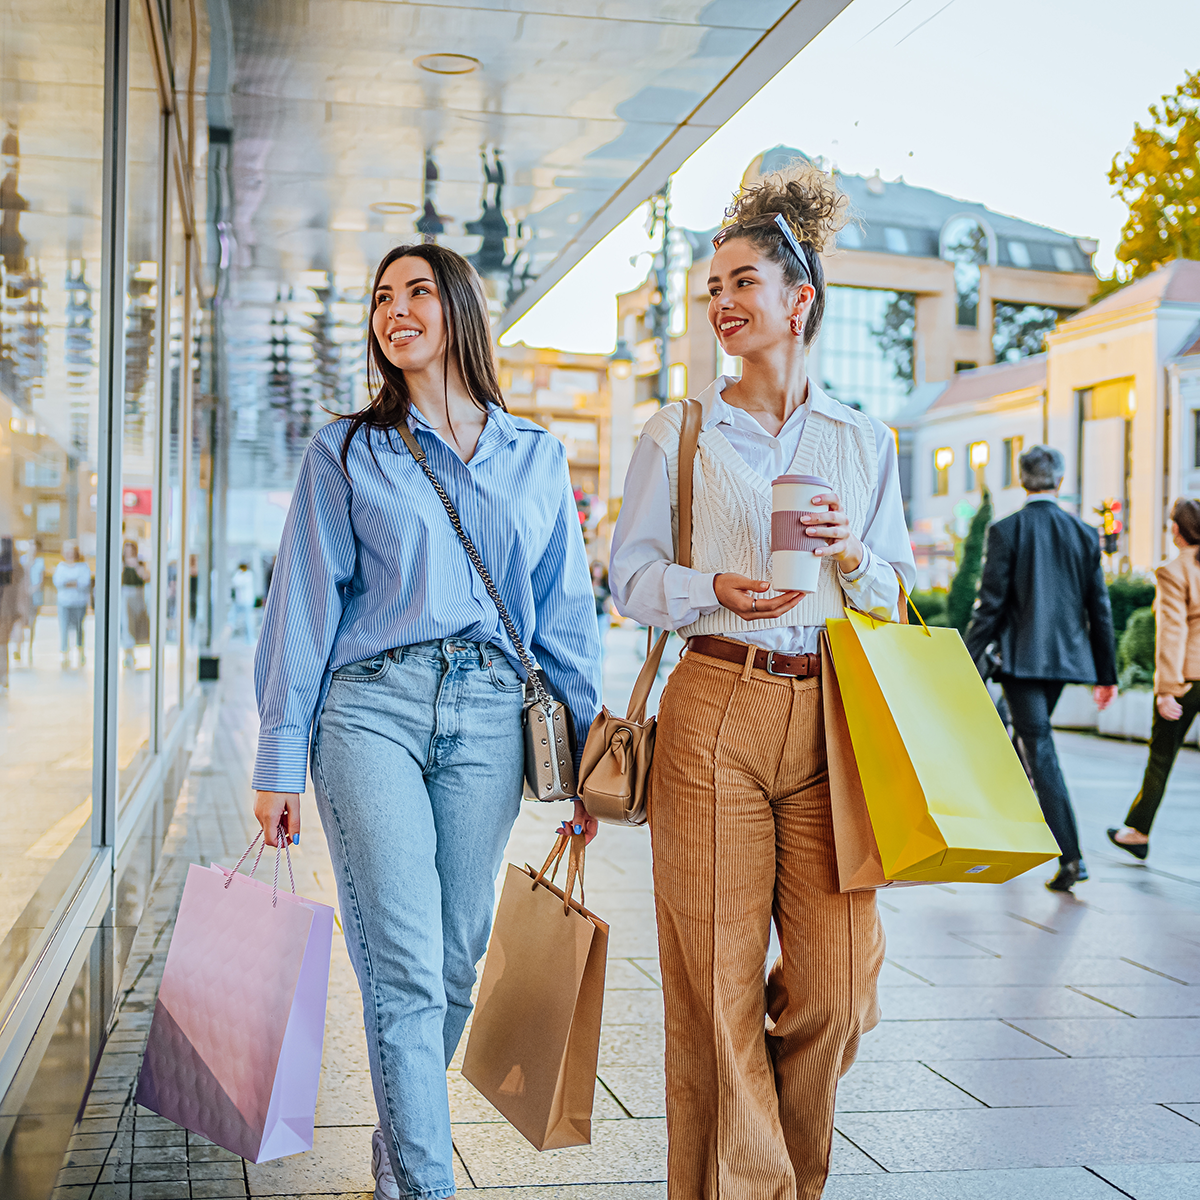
[941, 216, 990, 328]
[0, 0, 104, 996]
[818, 286, 916, 421]
[118, 0, 161, 795]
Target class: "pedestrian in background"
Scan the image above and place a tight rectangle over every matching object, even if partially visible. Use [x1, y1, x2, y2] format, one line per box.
[119, 540, 150, 668]
[965, 445, 1117, 892]
[53, 541, 91, 667]
[230, 562, 257, 643]
[612, 162, 914, 1200]
[1108, 499, 1200, 859]
[253, 243, 600, 1200]
[591, 560, 611, 659]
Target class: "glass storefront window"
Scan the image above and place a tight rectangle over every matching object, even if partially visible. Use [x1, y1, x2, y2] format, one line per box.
[118, 0, 162, 796]
[0, 0, 105, 998]
[818, 286, 916, 421]
[162, 194, 185, 723]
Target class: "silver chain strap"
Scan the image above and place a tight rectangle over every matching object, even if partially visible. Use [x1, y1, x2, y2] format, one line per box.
[399, 424, 552, 707]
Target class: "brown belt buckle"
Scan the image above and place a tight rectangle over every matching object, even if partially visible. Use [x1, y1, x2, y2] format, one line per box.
[764, 650, 791, 677]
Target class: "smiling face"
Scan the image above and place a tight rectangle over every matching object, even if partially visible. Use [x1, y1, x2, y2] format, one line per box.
[371, 255, 449, 373]
[706, 237, 814, 357]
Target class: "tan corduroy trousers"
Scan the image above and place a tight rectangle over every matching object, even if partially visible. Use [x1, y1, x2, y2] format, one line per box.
[648, 645, 885, 1200]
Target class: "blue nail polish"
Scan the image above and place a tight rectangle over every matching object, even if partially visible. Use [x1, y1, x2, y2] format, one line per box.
[574, 824, 583, 835]
[292, 834, 300, 845]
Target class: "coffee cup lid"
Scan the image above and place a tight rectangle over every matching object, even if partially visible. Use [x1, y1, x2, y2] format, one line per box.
[772, 474, 831, 487]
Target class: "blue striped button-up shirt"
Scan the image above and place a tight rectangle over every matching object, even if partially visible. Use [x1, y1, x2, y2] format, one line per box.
[252, 405, 603, 794]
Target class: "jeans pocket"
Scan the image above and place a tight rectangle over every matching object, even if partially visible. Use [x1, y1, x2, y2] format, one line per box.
[487, 656, 525, 694]
[331, 652, 391, 682]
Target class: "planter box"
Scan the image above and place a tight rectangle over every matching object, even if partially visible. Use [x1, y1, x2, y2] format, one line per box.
[1096, 689, 1154, 742]
[1050, 684, 1099, 731]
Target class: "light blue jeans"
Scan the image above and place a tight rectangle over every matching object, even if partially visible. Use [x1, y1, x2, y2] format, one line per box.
[312, 638, 525, 1199]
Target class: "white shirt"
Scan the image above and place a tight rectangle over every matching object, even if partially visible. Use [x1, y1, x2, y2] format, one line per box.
[609, 377, 916, 654]
[232, 569, 256, 608]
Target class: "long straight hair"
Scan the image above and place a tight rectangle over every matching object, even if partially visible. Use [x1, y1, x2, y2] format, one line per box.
[339, 243, 507, 473]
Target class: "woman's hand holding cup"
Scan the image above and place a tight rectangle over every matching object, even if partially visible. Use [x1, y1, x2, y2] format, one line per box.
[714, 574, 805, 621]
[803, 492, 864, 573]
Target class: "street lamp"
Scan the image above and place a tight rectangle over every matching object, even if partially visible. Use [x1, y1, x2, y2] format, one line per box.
[609, 339, 634, 380]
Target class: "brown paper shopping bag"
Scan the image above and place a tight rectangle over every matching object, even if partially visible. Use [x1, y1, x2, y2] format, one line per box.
[821, 635, 928, 892]
[462, 832, 608, 1150]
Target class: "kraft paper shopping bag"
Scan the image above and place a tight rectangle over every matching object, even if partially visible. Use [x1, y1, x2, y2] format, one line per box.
[825, 608, 1060, 884]
[462, 832, 608, 1150]
[821, 635, 929, 892]
[135, 846, 334, 1163]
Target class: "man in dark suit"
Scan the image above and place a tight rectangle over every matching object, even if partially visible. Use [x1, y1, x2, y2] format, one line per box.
[965, 445, 1118, 892]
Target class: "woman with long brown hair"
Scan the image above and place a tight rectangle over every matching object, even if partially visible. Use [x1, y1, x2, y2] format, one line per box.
[1109, 498, 1200, 860]
[252, 244, 601, 1199]
[610, 164, 915, 1198]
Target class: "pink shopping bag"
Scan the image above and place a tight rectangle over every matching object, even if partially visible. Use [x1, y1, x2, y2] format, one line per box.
[135, 837, 335, 1163]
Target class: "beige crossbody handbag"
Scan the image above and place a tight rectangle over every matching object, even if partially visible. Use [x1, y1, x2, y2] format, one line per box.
[578, 398, 702, 825]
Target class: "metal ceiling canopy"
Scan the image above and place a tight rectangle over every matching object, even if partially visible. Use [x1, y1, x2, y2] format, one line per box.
[216, 0, 855, 330]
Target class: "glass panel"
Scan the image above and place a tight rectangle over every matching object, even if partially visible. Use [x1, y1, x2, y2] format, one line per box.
[162, 193, 185, 721]
[187, 300, 211, 676]
[118, 1, 162, 795]
[818, 287, 915, 421]
[0, 0, 105, 997]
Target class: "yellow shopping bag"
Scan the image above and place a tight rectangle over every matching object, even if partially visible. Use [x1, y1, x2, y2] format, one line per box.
[825, 607, 1060, 885]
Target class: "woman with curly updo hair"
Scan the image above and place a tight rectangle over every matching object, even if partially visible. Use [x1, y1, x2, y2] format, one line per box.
[610, 163, 915, 1198]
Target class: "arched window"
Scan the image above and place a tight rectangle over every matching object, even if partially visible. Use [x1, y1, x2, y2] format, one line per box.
[940, 216, 993, 328]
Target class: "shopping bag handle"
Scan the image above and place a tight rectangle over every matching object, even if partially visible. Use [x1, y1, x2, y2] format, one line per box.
[896, 577, 931, 635]
[531, 830, 587, 915]
[223, 827, 297, 909]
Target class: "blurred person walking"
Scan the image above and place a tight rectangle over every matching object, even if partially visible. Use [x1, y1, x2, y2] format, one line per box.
[119, 540, 150, 668]
[611, 163, 915, 1200]
[53, 541, 92, 667]
[13, 539, 44, 661]
[252, 243, 600, 1200]
[1108, 499, 1200, 859]
[965, 445, 1117, 892]
[591, 560, 611, 658]
[229, 561, 257, 643]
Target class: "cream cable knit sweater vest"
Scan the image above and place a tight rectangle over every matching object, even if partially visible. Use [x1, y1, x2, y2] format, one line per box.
[644, 397, 877, 638]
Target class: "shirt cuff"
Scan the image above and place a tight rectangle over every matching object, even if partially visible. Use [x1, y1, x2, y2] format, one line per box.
[252, 732, 311, 793]
[690, 572, 721, 612]
[838, 545, 872, 583]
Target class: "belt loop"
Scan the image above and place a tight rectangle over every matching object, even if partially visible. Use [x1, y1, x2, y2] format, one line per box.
[740, 642, 756, 682]
[478, 642, 490, 669]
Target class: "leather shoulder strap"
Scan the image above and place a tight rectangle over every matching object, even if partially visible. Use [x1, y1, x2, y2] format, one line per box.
[677, 398, 702, 569]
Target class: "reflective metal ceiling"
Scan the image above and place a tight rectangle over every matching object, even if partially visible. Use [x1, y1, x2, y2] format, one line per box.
[211, 0, 853, 485]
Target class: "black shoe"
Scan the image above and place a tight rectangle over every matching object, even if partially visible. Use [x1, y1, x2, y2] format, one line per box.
[1107, 827, 1149, 860]
[1047, 860, 1086, 892]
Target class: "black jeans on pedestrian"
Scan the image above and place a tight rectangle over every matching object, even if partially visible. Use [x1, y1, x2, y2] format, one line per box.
[1124, 682, 1200, 836]
[1000, 677, 1080, 864]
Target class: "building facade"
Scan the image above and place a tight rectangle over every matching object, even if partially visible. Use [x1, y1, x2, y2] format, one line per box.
[909, 260, 1200, 582]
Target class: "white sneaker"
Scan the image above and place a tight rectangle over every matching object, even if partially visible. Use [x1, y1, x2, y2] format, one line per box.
[371, 1125, 400, 1200]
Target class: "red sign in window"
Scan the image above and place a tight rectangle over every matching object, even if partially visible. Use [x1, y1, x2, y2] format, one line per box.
[122, 488, 153, 515]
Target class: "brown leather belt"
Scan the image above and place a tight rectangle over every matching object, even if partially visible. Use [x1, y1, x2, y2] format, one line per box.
[687, 635, 821, 679]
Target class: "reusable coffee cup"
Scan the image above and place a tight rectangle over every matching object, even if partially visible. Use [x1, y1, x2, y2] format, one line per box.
[771, 473, 832, 592]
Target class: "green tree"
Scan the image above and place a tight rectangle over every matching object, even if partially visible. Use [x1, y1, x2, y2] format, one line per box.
[1097, 68, 1200, 298]
[1107, 573, 1156, 638]
[872, 292, 916, 386]
[1117, 606, 1156, 690]
[946, 488, 993, 634]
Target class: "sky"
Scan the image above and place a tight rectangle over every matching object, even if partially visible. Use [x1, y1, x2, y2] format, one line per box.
[502, 0, 1200, 355]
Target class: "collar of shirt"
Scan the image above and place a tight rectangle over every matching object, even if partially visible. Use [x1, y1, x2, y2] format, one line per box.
[695, 374, 858, 432]
[1024, 494, 1060, 505]
[406, 401, 518, 468]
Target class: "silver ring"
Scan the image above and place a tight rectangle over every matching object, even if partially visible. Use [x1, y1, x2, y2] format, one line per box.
[751, 597, 757, 612]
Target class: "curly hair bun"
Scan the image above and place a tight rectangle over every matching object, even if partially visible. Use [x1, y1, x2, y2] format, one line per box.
[725, 160, 848, 255]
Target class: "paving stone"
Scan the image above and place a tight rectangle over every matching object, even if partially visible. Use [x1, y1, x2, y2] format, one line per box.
[1070, 985, 1200, 1017]
[821, 1166, 1127, 1198]
[877, 985, 1120, 1021]
[835, 1104, 1200, 1172]
[598, 1067, 665, 1119]
[1087, 1162, 1200, 1199]
[858, 1019, 1062, 1062]
[927, 1055, 1200, 1107]
[1006, 1016, 1200, 1057]
[835, 1061, 983, 1112]
[453, 1118, 667, 1188]
[245, 1125, 373, 1196]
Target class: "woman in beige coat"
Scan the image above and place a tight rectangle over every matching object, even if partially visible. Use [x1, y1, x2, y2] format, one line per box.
[1108, 498, 1200, 859]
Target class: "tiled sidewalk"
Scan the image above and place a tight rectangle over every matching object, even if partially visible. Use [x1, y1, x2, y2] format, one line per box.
[52, 631, 1200, 1199]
